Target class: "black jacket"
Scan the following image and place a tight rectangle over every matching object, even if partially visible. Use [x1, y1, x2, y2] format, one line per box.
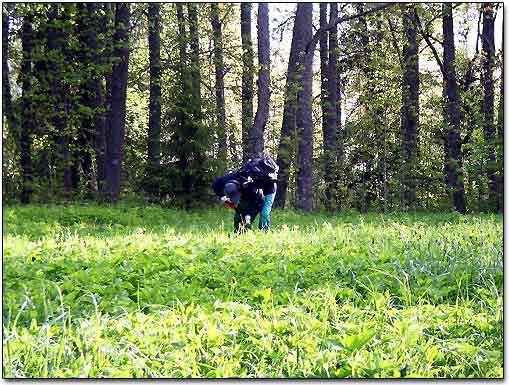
[212, 170, 276, 201]
[212, 170, 276, 198]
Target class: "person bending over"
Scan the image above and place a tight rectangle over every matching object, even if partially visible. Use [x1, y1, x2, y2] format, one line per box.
[223, 180, 264, 232]
[212, 154, 278, 231]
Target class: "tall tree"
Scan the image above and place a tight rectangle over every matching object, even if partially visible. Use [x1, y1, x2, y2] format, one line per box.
[481, 3, 497, 211]
[88, 3, 107, 195]
[175, 3, 190, 204]
[442, 4, 466, 213]
[184, 3, 206, 208]
[295, 4, 314, 211]
[20, 13, 35, 204]
[274, 4, 306, 208]
[416, 4, 466, 213]
[77, 4, 107, 195]
[103, 3, 115, 183]
[241, 3, 254, 162]
[400, 4, 420, 209]
[211, 3, 227, 167]
[251, 3, 270, 155]
[354, 4, 387, 212]
[327, 3, 340, 210]
[2, 4, 17, 136]
[329, 3, 345, 209]
[47, 4, 72, 196]
[320, 4, 340, 211]
[319, 4, 331, 207]
[105, 3, 130, 202]
[76, 4, 95, 194]
[275, 3, 391, 209]
[497, 48, 504, 211]
[188, 3, 202, 118]
[319, 5, 329, 135]
[148, 3, 162, 196]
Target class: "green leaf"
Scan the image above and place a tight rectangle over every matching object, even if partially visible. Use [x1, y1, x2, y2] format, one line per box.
[253, 287, 272, 303]
[340, 329, 376, 352]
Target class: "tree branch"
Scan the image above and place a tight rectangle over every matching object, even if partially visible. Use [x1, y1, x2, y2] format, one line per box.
[428, 34, 443, 46]
[461, 5, 482, 93]
[415, 8, 445, 75]
[305, 3, 395, 55]
[475, 4, 482, 55]
[460, 5, 483, 145]
[220, 5, 234, 25]
[274, 14, 294, 33]
[386, 16, 403, 68]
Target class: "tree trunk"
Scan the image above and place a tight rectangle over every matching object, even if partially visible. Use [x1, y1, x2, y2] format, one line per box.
[356, 5, 381, 212]
[497, 51, 504, 212]
[319, 4, 330, 208]
[106, 3, 130, 202]
[442, 3, 466, 213]
[185, 3, 204, 208]
[148, 3, 161, 196]
[211, 3, 227, 167]
[280, 4, 392, 210]
[319, 4, 328, 125]
[87, 3, 107, 196]
[103, 3, 115, 173]
[251, 3, 270, 156]
[175, 3, 189, 202]
[20, 15, 34, 204]
[295, 4, 314, 212]
[74, 4, 95, 195]
[2, 4, 17, 137]
[47, 4, 72, 197]
[241, 3, 254, 162]
[326, 3, 339, 210]
[481, 3, 497, 211]
[400, 4, 420, 209]
[333, 3, 344, 209]
[3, 5, 16, 202]
[188, 3, 201, 117]
[274, 4, 306, 208]
[76, 4, 107, 196]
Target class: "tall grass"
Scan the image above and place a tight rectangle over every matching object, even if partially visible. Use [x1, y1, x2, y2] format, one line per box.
[3, 204, 503, 378]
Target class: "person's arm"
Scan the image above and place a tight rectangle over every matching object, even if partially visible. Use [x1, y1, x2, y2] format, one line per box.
[213, 175, 234, 208]
[223, 197, 236, 209]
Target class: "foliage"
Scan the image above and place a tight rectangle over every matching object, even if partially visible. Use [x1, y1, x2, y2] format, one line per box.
[3, 204, 503, 378]
[2, 3, 503, 212]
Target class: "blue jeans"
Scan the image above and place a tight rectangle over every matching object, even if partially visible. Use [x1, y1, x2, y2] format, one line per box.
[258, 192, 275, 231]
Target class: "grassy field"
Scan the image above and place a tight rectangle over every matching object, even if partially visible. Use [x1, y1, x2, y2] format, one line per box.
[2, 204, 503, 378]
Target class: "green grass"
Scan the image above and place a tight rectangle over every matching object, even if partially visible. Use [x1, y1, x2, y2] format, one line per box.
[2, 203, 503, 378]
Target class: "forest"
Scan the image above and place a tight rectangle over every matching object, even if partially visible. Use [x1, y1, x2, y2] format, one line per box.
[2, 2, 504, 213]
[2, 2, 504, 379]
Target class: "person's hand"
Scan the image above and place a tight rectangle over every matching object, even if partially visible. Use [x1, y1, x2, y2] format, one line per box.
[221, 196, 233, 208]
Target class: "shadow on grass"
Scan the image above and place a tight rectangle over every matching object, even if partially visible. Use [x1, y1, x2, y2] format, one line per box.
[3, 203, 501, 240]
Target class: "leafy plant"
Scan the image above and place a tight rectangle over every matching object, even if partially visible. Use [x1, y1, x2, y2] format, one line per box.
[2, 204, 503, 378]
